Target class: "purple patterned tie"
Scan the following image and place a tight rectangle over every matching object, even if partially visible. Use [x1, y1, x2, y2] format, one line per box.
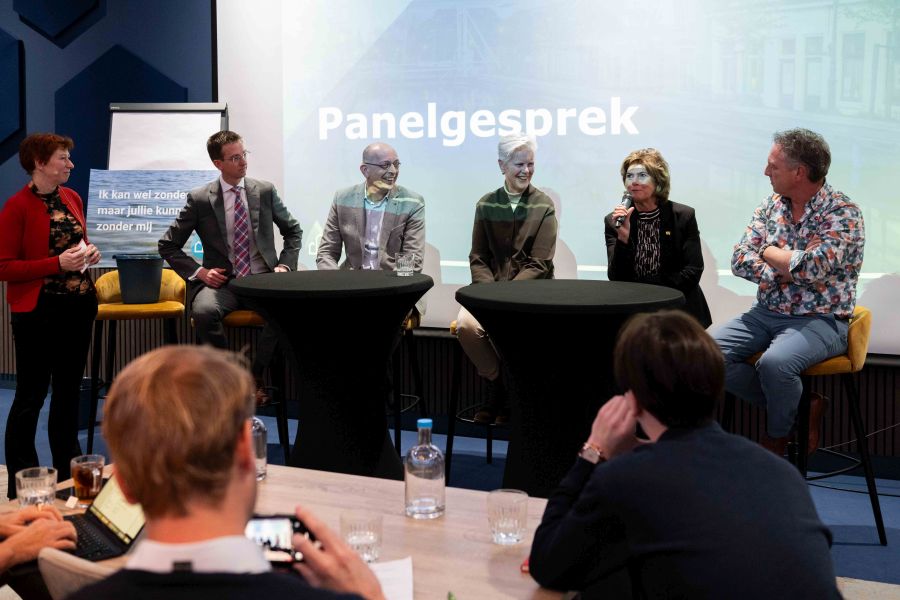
[232, 186, 251, 277]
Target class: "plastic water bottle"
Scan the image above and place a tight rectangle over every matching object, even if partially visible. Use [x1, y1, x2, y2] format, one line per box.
[251, 416, 267, 481]
[404, 418, 445, 519]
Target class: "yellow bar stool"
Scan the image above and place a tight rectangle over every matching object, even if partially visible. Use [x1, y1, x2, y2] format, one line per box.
[89, 269, 186, 451]
[723, 306, 885, 545]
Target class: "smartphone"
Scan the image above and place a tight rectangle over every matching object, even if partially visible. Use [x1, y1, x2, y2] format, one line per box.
[245, 515, 317, 564]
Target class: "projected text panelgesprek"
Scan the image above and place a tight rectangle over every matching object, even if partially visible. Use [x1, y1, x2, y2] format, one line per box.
[318, 98, 639, 147]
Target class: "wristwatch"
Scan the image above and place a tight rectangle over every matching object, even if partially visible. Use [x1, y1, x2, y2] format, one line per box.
[578, 442, 606, 465]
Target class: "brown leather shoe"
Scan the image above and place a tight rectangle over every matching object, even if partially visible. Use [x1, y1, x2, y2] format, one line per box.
[760, 434, 789, 457]
[807, 392, 829, 455]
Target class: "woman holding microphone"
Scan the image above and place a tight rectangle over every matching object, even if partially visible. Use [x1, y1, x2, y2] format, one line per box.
[0, 133, 101, 499]
[604, 148, 711, 328]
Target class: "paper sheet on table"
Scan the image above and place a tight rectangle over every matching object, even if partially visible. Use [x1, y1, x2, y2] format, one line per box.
[78, 240, 88, 273]
[370, 556, 413, 600]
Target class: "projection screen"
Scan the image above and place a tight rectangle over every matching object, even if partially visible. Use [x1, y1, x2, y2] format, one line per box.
[217, 0, 900, 353]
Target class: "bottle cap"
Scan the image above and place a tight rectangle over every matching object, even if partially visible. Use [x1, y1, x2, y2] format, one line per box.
[417, 418, 433, 429]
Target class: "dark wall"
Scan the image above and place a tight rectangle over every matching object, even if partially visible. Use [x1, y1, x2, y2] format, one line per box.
[0, 0, 214, 204]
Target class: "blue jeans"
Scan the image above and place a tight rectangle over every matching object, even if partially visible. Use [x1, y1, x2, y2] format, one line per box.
[713, 304, 848, 438]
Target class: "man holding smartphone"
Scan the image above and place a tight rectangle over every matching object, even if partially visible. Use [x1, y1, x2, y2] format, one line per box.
[68, 346, 383, 600]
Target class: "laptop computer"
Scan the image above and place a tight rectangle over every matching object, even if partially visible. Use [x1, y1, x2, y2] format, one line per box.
[64, 474, 145, 561]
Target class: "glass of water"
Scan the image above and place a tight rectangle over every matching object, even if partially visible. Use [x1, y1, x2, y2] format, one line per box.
[340, 510, 382, 562]
[395, 252, 416, 276]
[487, 489, 528, 545]
[16, 467, 57, 507]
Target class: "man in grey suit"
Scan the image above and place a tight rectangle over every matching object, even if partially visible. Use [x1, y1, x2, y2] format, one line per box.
[159, 131, 302, 392]
[317, 142, 425, 313]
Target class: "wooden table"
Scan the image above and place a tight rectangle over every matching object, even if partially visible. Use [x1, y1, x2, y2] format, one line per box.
[0, 464, 896, 599]
[255, 465, 559, 599]
[1, 465, 558, 598]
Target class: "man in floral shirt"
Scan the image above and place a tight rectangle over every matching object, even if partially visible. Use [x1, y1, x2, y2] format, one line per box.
[714, 128, 864, 456]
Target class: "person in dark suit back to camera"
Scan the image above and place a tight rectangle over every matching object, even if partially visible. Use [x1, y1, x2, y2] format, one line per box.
[529, 310, 839, 599]
[159, 131, 302, 402]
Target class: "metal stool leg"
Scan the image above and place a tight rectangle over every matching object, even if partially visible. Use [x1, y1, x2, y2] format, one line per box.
[88, 320, 104, 453]
[164, 318, 178, 345]
[795, 378, 812, 477]
[445, 343, 462, 483]
[391, 349, 403, 455]
[406, 331, 427, 418]
[271, 352, 291, 464]
[843, 373, 887, 545]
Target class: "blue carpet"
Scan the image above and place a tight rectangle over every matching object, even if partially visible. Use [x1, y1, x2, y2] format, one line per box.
[2, 386, 898, 584]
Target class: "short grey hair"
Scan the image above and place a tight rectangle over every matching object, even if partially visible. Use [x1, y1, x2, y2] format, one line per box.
[498, 133, 537, 163]
[773, 128, 831, 182]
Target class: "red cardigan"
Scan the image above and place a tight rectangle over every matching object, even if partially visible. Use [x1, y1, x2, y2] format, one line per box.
[0, 184, 89, 312]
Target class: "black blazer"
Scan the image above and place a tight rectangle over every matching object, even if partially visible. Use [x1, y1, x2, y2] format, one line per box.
[529, 422, 840, 599]
[604, 200, 711, 328]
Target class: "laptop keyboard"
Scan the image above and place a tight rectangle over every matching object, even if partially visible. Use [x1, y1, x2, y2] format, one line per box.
[65, 515, 120, 561]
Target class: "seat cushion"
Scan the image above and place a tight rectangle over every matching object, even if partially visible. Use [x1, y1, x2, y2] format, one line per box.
[96, 300, 185, 320]
[222, 310, 265, 328]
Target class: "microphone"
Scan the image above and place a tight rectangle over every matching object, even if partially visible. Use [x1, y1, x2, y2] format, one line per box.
[614, 191, 633, 229]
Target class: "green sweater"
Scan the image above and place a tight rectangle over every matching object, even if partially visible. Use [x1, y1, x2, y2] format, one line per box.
[468, 185, 557, 283]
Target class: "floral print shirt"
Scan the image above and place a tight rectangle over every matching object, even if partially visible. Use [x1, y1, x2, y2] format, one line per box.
[731, 182, 864, 319]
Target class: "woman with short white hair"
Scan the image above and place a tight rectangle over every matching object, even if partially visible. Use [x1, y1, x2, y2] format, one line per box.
[456, 133, 558, 424]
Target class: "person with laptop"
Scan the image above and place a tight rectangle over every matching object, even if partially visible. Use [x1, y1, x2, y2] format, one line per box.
[0, 505, 76, 599]
[0, 506, 76, 571]
[69, 345, 383, 600]
[528, 310, 840, 598]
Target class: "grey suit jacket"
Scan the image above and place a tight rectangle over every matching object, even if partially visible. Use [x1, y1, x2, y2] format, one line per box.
[159, 177, 302, 299]
[317, 182, 426, 313]
[317, 183, 425, 270]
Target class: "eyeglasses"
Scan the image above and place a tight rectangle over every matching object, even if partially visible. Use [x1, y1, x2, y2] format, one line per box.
[223, 150, 250, 164]
[363, 160, 401, 170]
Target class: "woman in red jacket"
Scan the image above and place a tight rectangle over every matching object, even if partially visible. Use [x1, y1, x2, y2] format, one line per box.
[0, 133, 101, 499]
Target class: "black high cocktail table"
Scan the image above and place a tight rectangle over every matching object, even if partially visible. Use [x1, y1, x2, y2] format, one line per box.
[231, 270, 432, 479]
[456, 279, 684, 497]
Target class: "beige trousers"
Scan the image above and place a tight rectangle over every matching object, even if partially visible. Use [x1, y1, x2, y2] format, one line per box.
[456, 306, 500, 381]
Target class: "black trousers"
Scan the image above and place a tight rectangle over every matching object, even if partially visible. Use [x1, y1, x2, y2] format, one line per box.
[6, 292, 97, 499]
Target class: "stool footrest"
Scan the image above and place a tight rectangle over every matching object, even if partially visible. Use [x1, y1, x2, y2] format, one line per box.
[455, 404, 503, 428]
[386, 394, 420, 418]
[805, 448, 863, 481]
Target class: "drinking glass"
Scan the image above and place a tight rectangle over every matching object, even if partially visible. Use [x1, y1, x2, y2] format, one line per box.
[16, 467, 57, 508]
[395, 252, 416, 276]
[487, 489, 528, 545]
[340, 510, 382, 562]
[70, 454, 105, 507]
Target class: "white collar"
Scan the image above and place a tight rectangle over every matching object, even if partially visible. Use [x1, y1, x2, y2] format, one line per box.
[126, 536, 270, 574]
[220, 176, 246, 193]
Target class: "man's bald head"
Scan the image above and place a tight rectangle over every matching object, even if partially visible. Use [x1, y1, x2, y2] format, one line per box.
[360, 142, 400, 200]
